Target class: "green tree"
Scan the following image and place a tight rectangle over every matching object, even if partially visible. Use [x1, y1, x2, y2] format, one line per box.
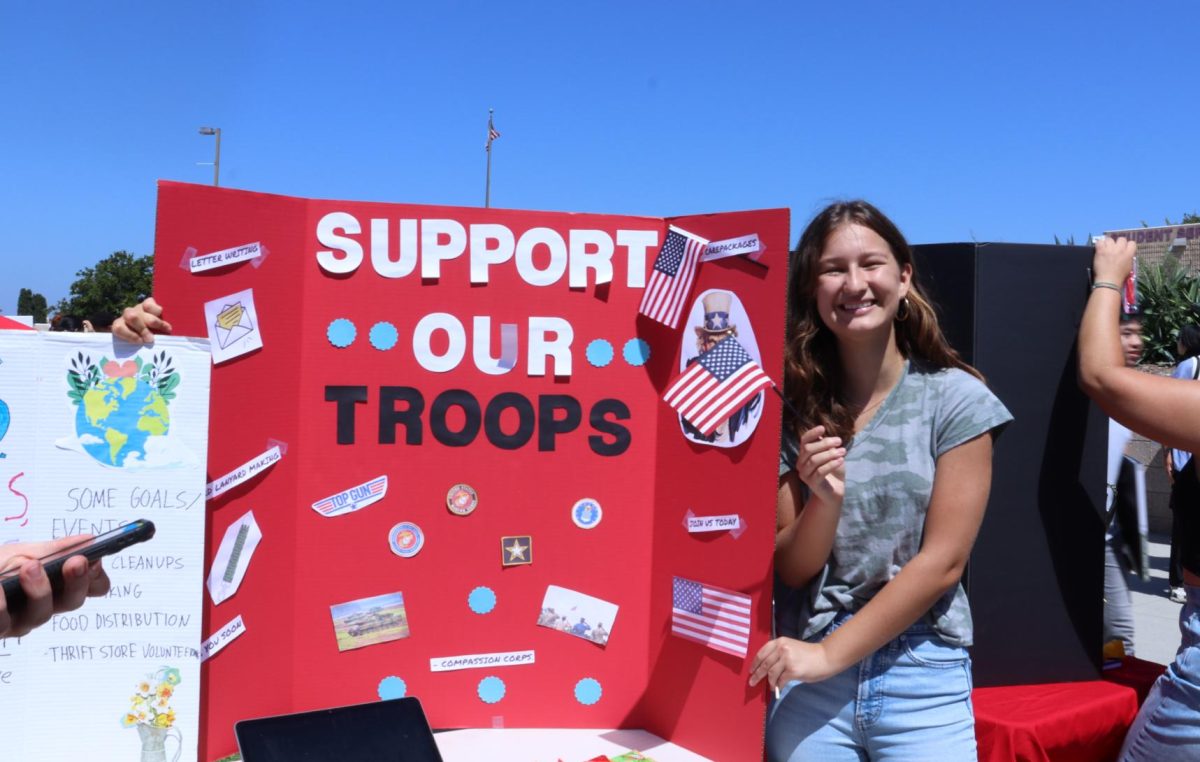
[54, 251, 153, 320]
[1142, 212, 1200, 227]
[1136, 258, 1200, 363]
[16, 288, 49, 322]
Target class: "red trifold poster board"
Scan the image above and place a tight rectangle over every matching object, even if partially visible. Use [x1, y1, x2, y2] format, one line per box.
[152, 181, 789, 761]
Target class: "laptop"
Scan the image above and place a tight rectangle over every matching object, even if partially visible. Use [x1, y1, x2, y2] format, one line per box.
[234, 697, 443, 761]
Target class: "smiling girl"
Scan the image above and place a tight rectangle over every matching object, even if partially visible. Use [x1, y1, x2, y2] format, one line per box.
[750, 200, 1012, 760]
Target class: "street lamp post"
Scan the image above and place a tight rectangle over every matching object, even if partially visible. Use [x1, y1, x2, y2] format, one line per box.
[199, 127, 221, 186]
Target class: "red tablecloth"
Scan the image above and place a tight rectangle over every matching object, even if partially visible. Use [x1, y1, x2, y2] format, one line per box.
[973, 658, 1166, 762]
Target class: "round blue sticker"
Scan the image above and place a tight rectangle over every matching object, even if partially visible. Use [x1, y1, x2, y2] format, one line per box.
[378, 676, 407, 700]
[623, 338, 651, 367]
[369, 321, 399, 351]
[389, 522, 424, 557]
[327, 318, 357, 348]
[572, 498, 603, 529]
[574, 677, 602, 705]
[585, 339, 614, 368]
[468, 586, 496, 615]
[478, 676, 506, 704]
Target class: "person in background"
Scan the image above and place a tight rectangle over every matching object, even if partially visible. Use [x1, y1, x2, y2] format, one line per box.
[1080, 236, 1200, 761]
[0, 537, 111, 637]
[84, 311, 116, 333]
[49, 315, 83, 332]
[1165, 324, 1200, 604]
[752, 200, 1011, 761]
[1104, 310, 1145, 656]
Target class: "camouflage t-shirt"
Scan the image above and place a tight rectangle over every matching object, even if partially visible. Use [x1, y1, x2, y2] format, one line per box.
[777, 362, 1012, 647]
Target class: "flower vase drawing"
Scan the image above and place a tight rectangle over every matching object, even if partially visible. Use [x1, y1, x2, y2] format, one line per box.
[122, 666, 183, 761]
[136, 723, 182, 762]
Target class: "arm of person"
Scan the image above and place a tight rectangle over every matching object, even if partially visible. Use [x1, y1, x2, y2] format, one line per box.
[0, 536, 112, 638]
[774, 426, 845, 589]
[111, 297, 172, 344]
[752, 432, 991, 687]
[1079, 238, 1200, 453]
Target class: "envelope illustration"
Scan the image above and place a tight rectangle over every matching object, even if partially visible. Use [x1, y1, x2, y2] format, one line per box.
[214, 302, 254, 348]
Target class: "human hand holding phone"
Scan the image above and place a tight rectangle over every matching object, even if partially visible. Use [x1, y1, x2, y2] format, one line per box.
[0, 529, 130, 638]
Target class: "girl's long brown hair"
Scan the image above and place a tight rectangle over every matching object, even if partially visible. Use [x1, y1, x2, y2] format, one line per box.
[784, 200, 981, 441]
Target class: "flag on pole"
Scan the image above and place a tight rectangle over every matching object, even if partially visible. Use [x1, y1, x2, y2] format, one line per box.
[485, 110, 499, 207]
[487, 116, 501, 150]
[638, 225, 707, 328]
[671, 576, 752, 658]
[663, 335, 773, 436]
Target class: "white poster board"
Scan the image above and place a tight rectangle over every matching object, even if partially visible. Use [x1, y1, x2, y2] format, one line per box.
[0, 332, 210, 761]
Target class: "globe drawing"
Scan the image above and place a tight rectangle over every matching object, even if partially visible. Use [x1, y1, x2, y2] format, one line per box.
[75, 376, 170, 467]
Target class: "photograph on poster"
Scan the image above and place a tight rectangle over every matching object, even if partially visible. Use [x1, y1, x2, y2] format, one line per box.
[330, 591, 411, 651]
[677, 289, 765, 448]
[537, 585, 616, 646]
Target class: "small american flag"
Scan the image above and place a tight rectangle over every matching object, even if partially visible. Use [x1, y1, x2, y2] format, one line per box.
[487, 118, 501, 150]
[639, 226, 707, 328]
[671, 576, 752, 658]
[663, 336, 773, 436]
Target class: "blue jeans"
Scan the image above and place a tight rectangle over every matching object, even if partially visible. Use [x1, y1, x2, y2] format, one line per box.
[766, 614, 977, 761]
[1105, 536, 1136, 655]
[1119, 584, 1200, 761]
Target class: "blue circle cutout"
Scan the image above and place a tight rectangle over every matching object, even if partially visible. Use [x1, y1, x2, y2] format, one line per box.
[327, 318, 356, 348]
[478, 676, 506, 704]
[369, 321, 399, 351]
[575, 677, 602, 705]
[378, 676, 407, 700]
[623, 338, 651, 366]
[468, 586, 497, 615]
[586, 339, 614, 368]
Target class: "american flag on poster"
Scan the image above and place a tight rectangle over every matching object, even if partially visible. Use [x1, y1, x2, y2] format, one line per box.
[638, 225, 708, 328]
[671, 576, 752, 658]
[663, 336, 774, 436]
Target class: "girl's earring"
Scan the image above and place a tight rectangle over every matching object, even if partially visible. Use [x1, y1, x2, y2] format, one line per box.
[895, 297, 910, 322]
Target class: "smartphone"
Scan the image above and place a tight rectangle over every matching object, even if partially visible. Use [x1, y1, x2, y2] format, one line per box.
[0, 519, 156, 608]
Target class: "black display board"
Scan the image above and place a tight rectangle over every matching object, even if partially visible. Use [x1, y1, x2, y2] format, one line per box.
[913, 242, 1106, 687]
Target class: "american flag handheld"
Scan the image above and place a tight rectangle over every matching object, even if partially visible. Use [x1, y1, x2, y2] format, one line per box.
[663, 335, 774, 436]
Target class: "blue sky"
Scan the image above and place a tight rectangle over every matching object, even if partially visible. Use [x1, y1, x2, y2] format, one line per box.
[2, 1, 1196, 316]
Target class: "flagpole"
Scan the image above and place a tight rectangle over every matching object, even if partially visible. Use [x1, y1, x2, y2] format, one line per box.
[485, 108, 494, 208]
[770, 383, 800, 419]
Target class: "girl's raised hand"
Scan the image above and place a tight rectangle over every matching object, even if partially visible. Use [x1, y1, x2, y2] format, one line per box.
[795, 425, 845, 506]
